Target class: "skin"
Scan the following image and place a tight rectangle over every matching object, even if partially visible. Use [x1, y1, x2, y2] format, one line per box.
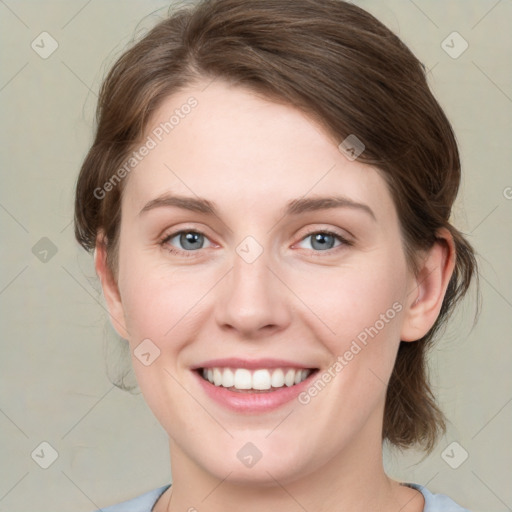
[95, 79, 455, 512]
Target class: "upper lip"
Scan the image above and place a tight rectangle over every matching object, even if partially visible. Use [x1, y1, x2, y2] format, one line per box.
[191, 358, 317, 370]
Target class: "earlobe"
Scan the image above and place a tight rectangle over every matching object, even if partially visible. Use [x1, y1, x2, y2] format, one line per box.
[400, 228, 456, 342]
[94, 236, 129, 340]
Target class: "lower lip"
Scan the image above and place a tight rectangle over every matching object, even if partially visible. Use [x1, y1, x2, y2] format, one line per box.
[192, 370, 317, 413]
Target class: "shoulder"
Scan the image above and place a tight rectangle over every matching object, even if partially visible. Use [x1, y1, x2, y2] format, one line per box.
[94, 483, 471, 512]
[93, 485, 171, 512]
[404, 483, 472, 512]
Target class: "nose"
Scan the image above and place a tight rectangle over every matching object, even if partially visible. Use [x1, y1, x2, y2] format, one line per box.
[214, 250, 292, 339]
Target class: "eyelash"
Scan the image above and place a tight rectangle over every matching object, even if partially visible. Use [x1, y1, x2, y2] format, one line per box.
[159, 228, 353, 258]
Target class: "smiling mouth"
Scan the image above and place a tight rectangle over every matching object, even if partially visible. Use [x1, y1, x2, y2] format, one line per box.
[196, 367, 318, 393]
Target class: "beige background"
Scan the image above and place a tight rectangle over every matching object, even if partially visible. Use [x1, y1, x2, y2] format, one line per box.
[1, 1, 511, 511]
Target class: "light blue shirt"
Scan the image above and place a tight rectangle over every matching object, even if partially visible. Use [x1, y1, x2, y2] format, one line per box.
[97, 483, 471, 511]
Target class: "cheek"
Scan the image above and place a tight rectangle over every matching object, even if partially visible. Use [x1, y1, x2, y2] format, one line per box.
[292, 256, 408, 420]
[119, 246, 408, 350]
[118, 254, 222, 356]
[295, 257, 407, 347]
[293, 264, 407, 433]
[120, 272, 195, 342]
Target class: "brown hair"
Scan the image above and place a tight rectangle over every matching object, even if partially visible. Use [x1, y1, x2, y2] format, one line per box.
[74, 0, 479, 452]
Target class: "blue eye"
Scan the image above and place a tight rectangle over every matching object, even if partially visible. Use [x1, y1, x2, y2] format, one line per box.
[162, 230, 212, 255]
[160, 228, 350, 258]
[297, 231, 350, 252]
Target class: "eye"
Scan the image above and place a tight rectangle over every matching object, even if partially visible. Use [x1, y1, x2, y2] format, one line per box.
[296, 230, 351, 252]
[161, 230, 213, 256]
[160, 228, 350, 257]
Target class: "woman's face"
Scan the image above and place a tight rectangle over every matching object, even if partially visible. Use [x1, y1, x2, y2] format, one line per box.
[106, 80, 420, 484]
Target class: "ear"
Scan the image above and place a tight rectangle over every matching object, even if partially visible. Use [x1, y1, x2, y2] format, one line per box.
[94, 234, 129, 340]
[400, 228, 456, 342]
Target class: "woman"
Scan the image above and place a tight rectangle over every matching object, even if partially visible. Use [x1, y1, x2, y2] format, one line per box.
[74, 0, 478, 510]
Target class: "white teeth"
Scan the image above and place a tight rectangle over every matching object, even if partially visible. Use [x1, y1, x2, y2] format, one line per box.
[271, 368, 285, 388]
[252, 369, 272, 390]
[200, 367, 312, 390]
[222, 368, 234, 387]
[213, 368, 223, 386]
[234, 369, 252, 389]
[284, 369, 295, 387]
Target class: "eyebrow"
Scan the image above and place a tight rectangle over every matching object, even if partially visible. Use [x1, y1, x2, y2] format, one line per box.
[139, 194, 376, 221]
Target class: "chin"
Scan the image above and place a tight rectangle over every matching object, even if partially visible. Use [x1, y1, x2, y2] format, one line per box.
[190, 435, 318, 487]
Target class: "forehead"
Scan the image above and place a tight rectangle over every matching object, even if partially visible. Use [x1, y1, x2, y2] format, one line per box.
[121, 80, 395, 222]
